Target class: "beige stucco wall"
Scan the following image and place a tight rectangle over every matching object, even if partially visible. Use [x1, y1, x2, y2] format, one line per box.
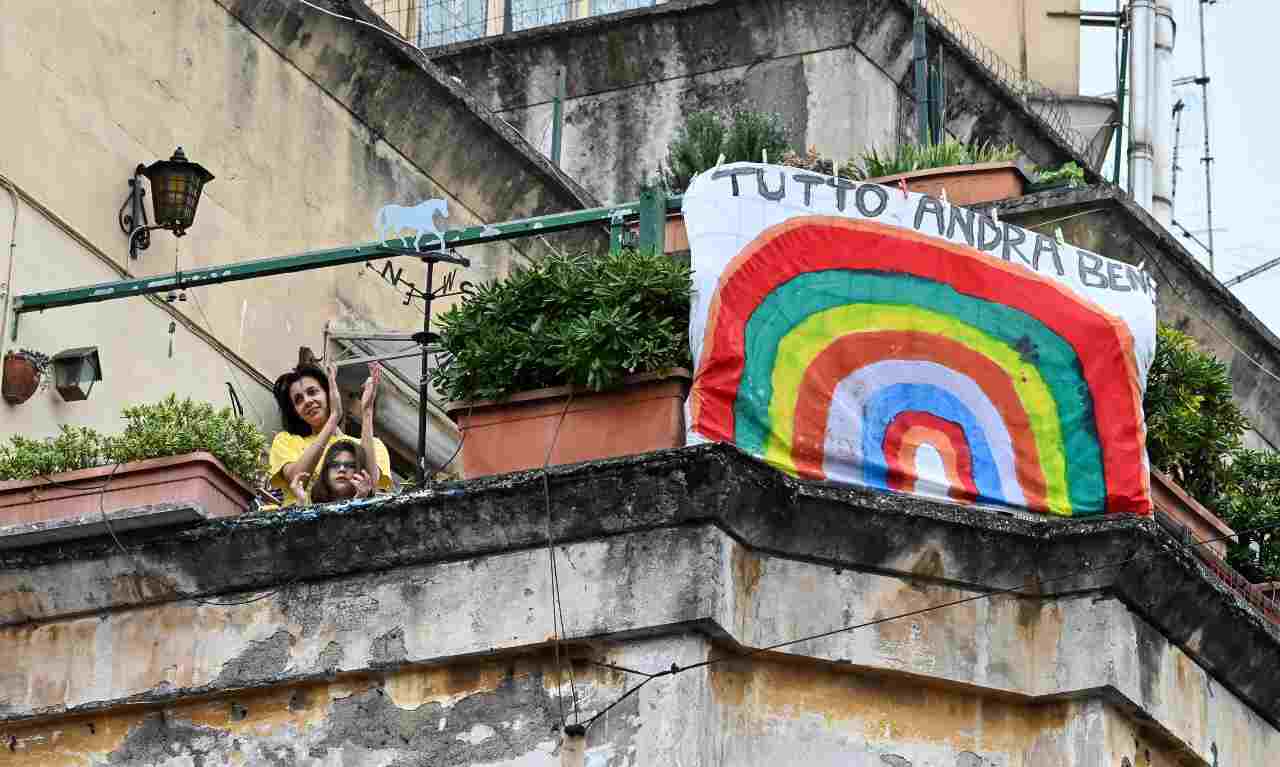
[0, 0, 538, 452]
[938, 0, 1081, 96]
[0, 186, 280, 436]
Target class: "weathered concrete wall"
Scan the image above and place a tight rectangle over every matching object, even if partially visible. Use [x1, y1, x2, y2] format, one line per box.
[994, 186, 1280, 452]
[431, 0, 1091, 205]
[0, 0, 595, 465]
[2, 445, 1277, 764]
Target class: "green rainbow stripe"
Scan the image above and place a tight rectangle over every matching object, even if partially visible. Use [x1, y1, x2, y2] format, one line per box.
[737, 270, 1105, 513]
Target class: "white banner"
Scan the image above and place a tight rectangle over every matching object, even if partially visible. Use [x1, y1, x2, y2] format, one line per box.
[683, 164, 1156, 516]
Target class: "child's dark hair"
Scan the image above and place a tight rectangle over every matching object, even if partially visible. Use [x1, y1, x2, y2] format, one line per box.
[272, 364, 330, 436]
[309, 441, 368, 504]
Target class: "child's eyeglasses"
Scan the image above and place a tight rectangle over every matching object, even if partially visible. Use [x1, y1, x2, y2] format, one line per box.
[329, 460, 359, 472]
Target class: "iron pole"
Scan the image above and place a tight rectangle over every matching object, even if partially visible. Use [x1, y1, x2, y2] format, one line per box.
[417, 258, 435, 486]
[1198, 0, 1215, 273]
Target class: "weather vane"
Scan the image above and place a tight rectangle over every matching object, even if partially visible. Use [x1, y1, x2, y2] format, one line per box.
[369, 198, 472, 485]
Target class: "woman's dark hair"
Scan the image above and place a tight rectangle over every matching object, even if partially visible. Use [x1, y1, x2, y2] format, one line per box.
[309, 441, 367, 504]
[272, 364, 330, 436]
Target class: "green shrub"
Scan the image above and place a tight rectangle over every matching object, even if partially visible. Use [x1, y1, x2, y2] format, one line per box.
[108, 395, 267, 486]
[432, 248, 692, 401]
[0, 426, 109, 479]
[661, 109, 790, 192]
[1143, 325, 1247, 503]
[0, 395, 267, 486]
[852, 139, 1020, 179]
[1218, 448, 1280, 580]
[1031, 161, 1085, 188]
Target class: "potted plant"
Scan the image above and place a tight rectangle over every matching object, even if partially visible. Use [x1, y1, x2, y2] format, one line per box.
[434, 248, 693, 478]
[853, 139, 1028, 206]
[2, 349, 51, 405]
[0, 395, 267, 529]
[660, 109, 791, 194]
[1025, 161, 1086, 194]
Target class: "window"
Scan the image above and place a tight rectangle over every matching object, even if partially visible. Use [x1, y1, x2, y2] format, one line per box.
[420, 0, 488, 47]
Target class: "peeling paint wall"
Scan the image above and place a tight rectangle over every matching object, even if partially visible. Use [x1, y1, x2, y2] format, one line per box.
[3, 514, 1278, 765]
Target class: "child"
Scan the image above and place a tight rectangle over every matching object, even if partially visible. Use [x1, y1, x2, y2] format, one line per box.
[289, 440, 376, 504]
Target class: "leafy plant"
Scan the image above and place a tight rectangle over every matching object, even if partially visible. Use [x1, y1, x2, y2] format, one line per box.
[12, 348, 51, 375]
[1143, 325, 1247, 503]
[432, 248, 692, 401]
[108, 395, 267, 486]
[1031, 161, 1085, 188]
[1135, 326, 1280, 580]
[0, 426, 109, 480]
[1217, 448, 1280, 580]
[852, 139, 1020, 179]
[660, 109, 790, 192]
[0, 395, 267, 486]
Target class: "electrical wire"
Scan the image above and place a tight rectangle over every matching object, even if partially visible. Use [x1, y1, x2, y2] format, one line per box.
[187, 289, 268, 431]
[1130, 232, 1280, 388]
[297, 0, 435, 67]
[541, 391, 582, 729]
[577, 516, 1280, 732]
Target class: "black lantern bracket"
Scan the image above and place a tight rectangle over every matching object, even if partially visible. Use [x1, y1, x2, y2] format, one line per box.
[118, 164, 156, 259]
[117, 147, 214, 260]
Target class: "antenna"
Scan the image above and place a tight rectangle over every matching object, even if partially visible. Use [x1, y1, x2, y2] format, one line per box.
[1197, 0, 1217, 273]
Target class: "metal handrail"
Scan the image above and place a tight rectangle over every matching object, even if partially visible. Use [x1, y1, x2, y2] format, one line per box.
[914, 0, 1096, 168]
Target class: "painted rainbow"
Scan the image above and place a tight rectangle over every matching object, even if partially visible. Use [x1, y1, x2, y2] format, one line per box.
[690, 216, 1151, 516]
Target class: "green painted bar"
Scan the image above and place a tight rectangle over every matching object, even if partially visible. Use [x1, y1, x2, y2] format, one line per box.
[13, 197, 683, 315]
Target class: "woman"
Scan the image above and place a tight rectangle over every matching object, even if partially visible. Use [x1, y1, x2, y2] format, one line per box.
[291, 439, 377, 504]
[269, 362, 391, 506]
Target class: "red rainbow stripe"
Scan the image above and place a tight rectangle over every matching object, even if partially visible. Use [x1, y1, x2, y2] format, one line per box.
[882, 412, 979, 503]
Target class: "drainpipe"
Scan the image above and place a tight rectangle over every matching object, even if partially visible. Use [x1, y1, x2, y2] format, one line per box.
[0, 177, 17, 357]
[1127, 0, 1155, 211]
[1151, 0, 1176, 225]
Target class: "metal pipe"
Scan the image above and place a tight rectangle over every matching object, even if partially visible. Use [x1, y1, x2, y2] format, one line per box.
[914, 0, 931, 144]
[1127, 0, 1155, 210]
[1151, 0, 1175, 224]
[1198, 0, 1216, 273]
[1112, 18, 1129, 187]
[551, 67, 566, 167]
[13, 197, 682, 315]
[417, 258, 435, 486]
[1223, 255, 1280, 289]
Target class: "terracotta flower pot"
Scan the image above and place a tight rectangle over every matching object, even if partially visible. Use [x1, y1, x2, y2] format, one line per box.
[0, 451, 254, 530]
[1149, 469, 1235, 558]
[447, 369, 691, 479]
[2, 352, 42, 405]
[863, 161, 1030, 207]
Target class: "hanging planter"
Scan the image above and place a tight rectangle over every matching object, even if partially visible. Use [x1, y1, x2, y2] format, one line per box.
[2, 349, 51, 405]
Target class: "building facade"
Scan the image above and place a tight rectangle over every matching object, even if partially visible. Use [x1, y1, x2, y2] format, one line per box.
[0, 0, 595, 472]
[2, 447, 1278, 765]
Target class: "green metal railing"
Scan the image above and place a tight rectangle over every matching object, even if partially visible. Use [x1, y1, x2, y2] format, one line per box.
[10, 194, 681, 332]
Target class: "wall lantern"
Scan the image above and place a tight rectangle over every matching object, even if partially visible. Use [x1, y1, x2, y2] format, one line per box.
[118, 147, 215, 259]
[51, 347, 102, 402]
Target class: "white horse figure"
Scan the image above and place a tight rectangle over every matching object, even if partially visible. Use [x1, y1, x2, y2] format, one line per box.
[374, 199, 450, 249]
